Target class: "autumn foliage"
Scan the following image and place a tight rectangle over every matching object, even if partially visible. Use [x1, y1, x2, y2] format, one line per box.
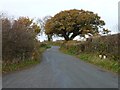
[2, 16, 41, 65]
[45, 9, 110, 41]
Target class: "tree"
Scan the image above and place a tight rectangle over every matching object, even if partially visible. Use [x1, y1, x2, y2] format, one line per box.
[45, 9, 110, 41]
[37, 16, 53, 41]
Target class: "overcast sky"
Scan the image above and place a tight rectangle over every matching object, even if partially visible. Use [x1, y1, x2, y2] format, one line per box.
[0, 0, 119, 41]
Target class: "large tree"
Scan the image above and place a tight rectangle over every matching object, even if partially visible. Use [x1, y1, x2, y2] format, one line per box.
[45, 9, 110, 41]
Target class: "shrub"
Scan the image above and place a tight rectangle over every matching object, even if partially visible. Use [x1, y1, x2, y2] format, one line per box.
[2, 17, 41, 65]
[60, 34, 120, 61]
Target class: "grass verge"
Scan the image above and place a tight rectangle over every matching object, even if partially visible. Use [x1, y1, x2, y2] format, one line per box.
[2, 45, 51, 74]
[60, 48, 119, 73]
[2, 59, 40, 74]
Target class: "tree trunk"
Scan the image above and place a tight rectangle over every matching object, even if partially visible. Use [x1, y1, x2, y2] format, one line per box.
[70, 31, 81, 40]
[47, 35, 52, 41]
[70, 34, 77, 40]
[63, 34, 71, 41]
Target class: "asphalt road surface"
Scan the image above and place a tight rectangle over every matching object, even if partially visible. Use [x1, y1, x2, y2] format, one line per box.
[3, 46, 118, 88]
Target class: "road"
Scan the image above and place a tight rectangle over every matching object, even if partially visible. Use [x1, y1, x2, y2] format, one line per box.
[3, 46, 118, 88]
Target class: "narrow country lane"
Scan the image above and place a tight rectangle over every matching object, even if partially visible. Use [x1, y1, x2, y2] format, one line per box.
[3, 46, 118, 88]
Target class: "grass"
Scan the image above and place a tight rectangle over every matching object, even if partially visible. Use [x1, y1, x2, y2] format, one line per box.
[2, 45, 51, 74]
[77, 53, 119, 73]
[60, 48, 119, 73]
[2, 59, 40, 74]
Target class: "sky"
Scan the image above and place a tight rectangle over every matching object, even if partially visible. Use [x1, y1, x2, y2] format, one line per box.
[0, 0, 119, 41]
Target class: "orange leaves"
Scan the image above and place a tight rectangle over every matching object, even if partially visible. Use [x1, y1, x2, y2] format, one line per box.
[32, 23, 41, 33]
[18, 17, 33, 27]
[45, 9, 108, 41]
[12, 17, 41, 34]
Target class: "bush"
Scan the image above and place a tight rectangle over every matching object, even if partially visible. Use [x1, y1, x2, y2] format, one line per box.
[60, 34, 120, 61]
[2, 17, 41, 66]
